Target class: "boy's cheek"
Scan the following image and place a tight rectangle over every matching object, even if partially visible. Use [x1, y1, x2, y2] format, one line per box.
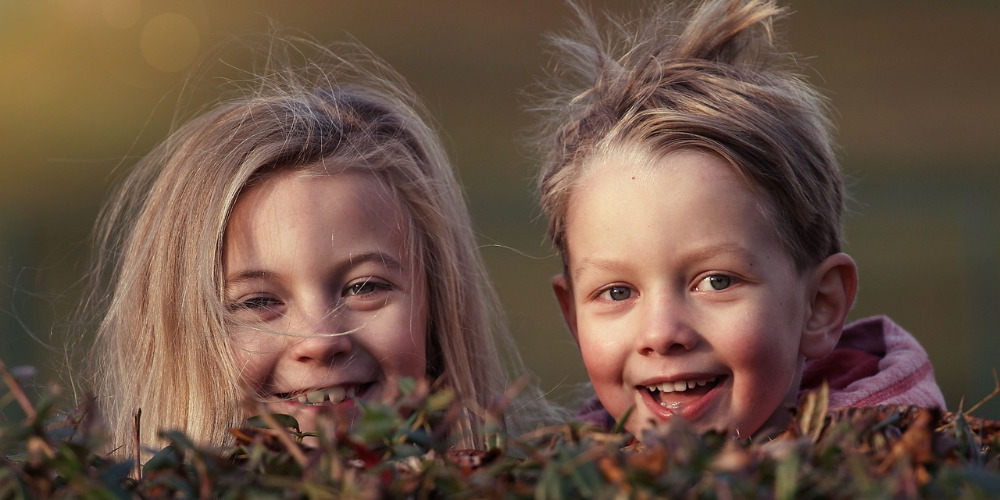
[551, 273, 579, 341]
[578, 331, 629, 393]
[577, 333, 606, 376]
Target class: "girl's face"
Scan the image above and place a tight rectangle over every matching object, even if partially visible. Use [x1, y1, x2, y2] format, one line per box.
[553, 149, 815, 439]
[223, 168, 428, 433]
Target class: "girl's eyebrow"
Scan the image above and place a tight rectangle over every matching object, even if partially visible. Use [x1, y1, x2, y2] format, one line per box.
[347, 251, 403, 270]
[225, 251, 405, 287]
[225, 269, 271, 287]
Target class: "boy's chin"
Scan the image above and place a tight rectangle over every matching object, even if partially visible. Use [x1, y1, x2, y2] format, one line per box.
[626, 409, 793, 442]
[749, 405, 795, 440]
[620, 401, 735, 439]
[625, 411, 696, 441]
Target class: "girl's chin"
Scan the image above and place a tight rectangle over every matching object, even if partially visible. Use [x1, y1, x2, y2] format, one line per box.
[269, 398, 361, 435]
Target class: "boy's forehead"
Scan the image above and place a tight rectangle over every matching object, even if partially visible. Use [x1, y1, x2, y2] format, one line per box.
[584, 145, 740, 185]
[563, 149, 799, 277]
[580, 147, 777, 219]
[578, 147, 743, 195]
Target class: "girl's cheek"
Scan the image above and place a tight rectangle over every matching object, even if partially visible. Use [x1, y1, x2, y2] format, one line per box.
[229, 334, 273, 383]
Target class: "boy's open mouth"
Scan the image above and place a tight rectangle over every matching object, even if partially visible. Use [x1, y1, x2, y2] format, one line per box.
[642, 376, 721, 407]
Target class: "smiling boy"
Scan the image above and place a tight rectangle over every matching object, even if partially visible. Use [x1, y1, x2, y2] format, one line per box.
[534, 0, 945, 438]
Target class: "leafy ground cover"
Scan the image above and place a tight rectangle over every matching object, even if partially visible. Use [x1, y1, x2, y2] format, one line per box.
[2, 360, 998, 499]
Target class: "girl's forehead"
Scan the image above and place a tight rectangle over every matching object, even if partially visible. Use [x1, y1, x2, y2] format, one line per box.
[223, 167, 425, 275]
[227, 167, 416, 249]
[243, 165, 393, 205]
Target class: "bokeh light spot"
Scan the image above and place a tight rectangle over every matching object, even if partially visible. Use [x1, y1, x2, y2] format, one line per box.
[101, 0, 142, 30]
[140, 13, 200, 73]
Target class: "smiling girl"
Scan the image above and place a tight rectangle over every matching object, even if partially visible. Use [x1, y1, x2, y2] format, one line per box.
[83, 40, 538, 457]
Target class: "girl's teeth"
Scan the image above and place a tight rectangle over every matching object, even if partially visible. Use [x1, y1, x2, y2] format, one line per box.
[306, 390, 326, 404]
[294, 387, 354, 405]
[329, 386, 347, 402]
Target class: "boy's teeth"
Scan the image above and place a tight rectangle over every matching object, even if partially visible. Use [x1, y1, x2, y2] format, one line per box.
[652, 377, 716, 393]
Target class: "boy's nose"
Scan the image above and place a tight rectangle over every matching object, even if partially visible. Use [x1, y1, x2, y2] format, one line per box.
[286, 304, 353, 364]
[637, 295, 699, 355]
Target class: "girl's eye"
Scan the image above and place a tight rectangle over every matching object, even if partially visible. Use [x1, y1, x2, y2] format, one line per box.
[599, 286, 633, 301]
[234, 296, 279, 309]
[345, 278, 390, 297]
[695, 274, 735, 292]
[230, 295, 281, 311]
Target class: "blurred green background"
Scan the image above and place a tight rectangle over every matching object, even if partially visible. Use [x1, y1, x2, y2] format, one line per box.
[1, 0, 998, 419]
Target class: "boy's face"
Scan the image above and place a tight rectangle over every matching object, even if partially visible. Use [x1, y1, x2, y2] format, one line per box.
[554, 149, 815, 438]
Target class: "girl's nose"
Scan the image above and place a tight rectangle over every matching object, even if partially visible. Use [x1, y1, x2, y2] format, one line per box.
[637, 294, 699, 355]
[286, 304, 352, 364]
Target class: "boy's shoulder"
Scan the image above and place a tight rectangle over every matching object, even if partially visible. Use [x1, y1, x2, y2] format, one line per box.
[801, 315, 946, 410]
[576, 394, 616, 432]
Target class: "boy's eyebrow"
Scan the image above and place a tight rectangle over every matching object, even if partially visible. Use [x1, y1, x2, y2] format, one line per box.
[685, 243, 758, 264]
[224, 251, 404, 287]
[570, 257, 629, 278]
[570, 243, 757, 278]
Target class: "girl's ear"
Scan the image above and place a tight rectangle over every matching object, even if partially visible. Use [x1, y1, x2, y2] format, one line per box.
[552, 274, 579, 343]
[800, 252, 859, 359]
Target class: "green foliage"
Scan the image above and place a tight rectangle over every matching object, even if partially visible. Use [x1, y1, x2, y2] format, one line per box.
[2, 361, 999, 499]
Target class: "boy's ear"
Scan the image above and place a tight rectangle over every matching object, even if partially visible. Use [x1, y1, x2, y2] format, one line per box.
[552, 274, 579, 344]
[800, 252, 858, 359]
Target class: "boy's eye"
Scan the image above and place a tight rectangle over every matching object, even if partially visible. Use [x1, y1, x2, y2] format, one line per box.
[599, 286, 633, 301]
[695, 274, 734, 291]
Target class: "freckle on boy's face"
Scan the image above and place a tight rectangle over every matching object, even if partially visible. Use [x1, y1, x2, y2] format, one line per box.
[555, 149, 812, 438]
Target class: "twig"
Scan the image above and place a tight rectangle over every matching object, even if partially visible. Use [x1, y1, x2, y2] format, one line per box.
[485, 376, 530, 449]
[194, 451, 211, 500]
[0, 358, 36, 421]
[257, 408, 309, 467]
[962, 368, 1000, 418]
[936, 368, 1000, 433]
[519, 424, 584, 442]
[133, 409, 143, 481]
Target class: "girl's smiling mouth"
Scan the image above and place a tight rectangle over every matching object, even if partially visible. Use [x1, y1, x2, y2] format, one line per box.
[274, 382, 375, 407]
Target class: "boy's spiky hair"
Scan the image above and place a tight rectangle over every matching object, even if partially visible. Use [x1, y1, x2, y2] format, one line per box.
[535, 0, 842, 270]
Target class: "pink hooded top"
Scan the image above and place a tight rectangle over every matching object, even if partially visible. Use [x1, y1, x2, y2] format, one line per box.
[798, 315, 946, 409]
[577, 315, 947, 430]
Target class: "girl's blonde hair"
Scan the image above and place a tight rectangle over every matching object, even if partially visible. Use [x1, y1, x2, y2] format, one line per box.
[84, 39, 523, 455]
[535, 0, 843, 270]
